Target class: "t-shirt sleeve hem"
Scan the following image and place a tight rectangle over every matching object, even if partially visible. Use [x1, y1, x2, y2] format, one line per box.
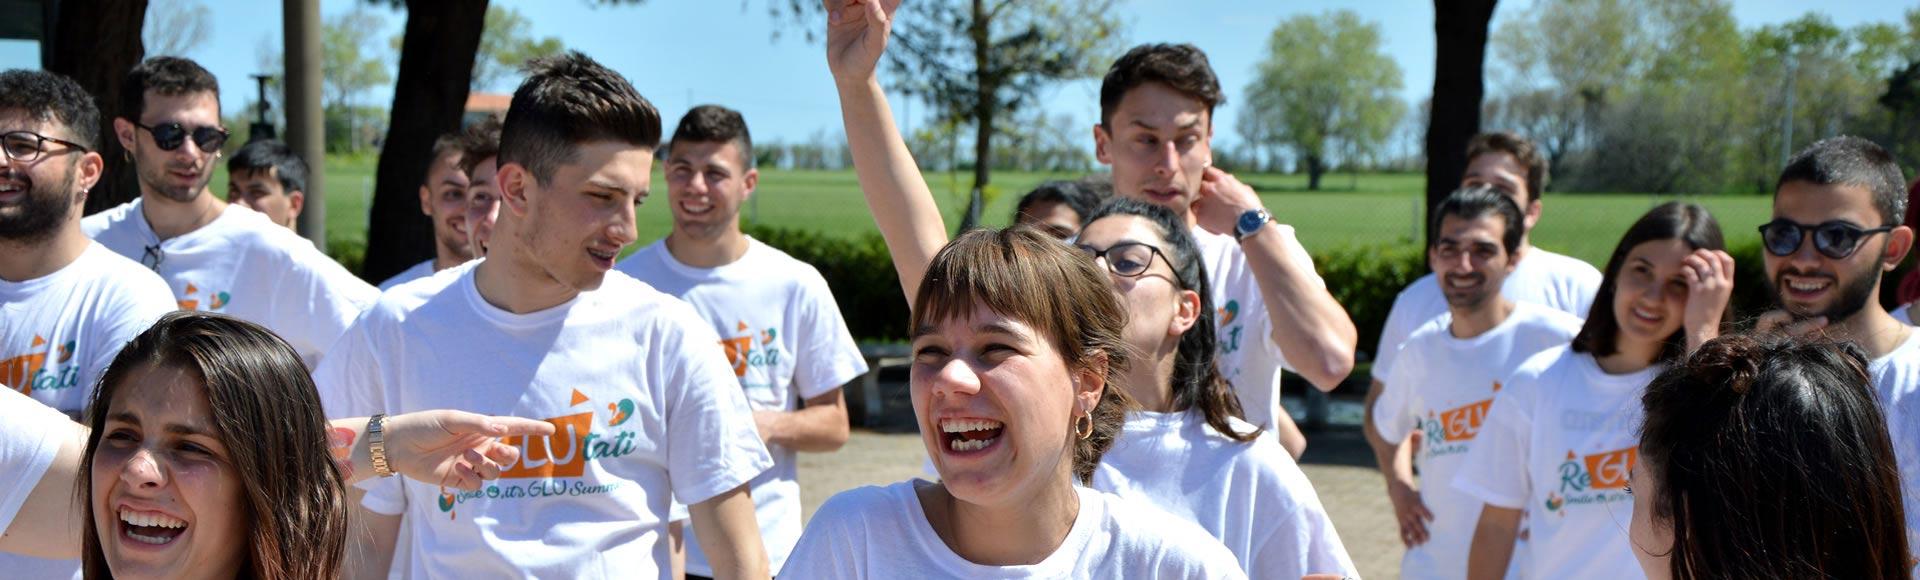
[797, 365, 866, 401]
[673, 456, 774, 508]
[1452, 478, 1525, 509]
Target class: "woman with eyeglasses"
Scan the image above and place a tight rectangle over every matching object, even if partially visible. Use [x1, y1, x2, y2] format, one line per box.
[1629, 333, 1911, 579]
[1456, 202, 1735, 579]
[785, 2, 1245, 577]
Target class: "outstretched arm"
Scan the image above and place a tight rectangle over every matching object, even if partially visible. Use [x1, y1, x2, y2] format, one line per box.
[825, 0, 947, 302]
[330, 410, 557, 489]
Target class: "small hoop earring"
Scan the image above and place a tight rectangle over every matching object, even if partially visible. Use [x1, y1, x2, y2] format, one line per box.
[1076, 409, 1095, 440]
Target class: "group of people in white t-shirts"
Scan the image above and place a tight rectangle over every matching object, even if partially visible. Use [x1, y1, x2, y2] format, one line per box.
[4, 1, 1920, 579]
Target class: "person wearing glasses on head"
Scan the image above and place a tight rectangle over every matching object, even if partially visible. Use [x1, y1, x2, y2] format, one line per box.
[81, 57, 376, 366]
[0, 68, 176, 580]
[1754, 135, 1920, 548]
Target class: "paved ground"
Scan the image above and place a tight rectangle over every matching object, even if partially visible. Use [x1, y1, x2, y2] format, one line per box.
[795, 424, 1404, 579]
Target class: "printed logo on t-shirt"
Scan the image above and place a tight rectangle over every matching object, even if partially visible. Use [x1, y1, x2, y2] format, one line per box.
[718, 320, 784, 391]
[1417, 382, 1499, 457]
[435, 389, 640, 519]
[1545, 446, 1636, 514]
[1216, 299, 1243, 355]
[176, 282, 231, 311]
[1, 335, 80, 396]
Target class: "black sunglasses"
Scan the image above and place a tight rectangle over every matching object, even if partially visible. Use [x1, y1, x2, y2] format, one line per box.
[1, 130, 90, 163]
[134, 121, 228, 153]
[1075, 241, 1170, 278]
[1757, 218, 1895, 259]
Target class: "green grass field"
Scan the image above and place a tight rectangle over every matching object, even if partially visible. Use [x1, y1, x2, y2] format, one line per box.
[279, 155, 1775, 267]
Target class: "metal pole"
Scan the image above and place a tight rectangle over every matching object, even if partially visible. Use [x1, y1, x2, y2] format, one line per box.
[285, 0, 326, 251]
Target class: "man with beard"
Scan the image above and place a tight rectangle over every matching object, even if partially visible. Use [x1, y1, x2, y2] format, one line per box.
[379, 123, 487, 289]
[82, 57, 375, 364]
[1369, 188, 1582, 578]
[0, 68, 175, 580]
[1757, 135, 1920, 545]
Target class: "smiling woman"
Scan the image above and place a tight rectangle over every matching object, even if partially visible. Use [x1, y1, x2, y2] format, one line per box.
[78, 312, 348, 580]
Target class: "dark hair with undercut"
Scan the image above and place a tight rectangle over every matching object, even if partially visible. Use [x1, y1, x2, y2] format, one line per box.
[227, 139, 308, 195]
[457, 115, 503, 177]
[0, 69, 101, 151]
[499, 51, 661, 186]
[1015, 179, 1106, 225]
[79, 312, 347, 580]
[911, 227, 1136, 484]
[1465, 131, 1549, 202]
[1639, 333, 1909, 579]
[121, 56, 220, 122]
[1572, 202, 1725, 363]
[1429, 186, 1524, 256]
[1099, 43, 1224, 128]
[1084, 198, 1260, 443]
[1777, 136, 1909, 227]
[669, 104, 754, 168]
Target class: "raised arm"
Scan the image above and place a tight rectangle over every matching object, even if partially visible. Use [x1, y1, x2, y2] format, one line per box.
[825, 0, 948, 302]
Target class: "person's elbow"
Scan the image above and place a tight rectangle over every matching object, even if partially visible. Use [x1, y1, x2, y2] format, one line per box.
[1282, 329, 1355, 392]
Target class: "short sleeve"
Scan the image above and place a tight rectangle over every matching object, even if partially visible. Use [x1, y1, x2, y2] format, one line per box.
[83, 270, 175, 387]
[1372, 345, 1421, 443]
[780, 490, 869, 578]
[1566, 264, 1602, 320]
[1371, 280, 1428, 381]
[1247, 464, 1358, 578]
[355, 475, 409, 515]
[313, 313, 386, 420]
[271, 239, 378, 364]
[1453, 375, 1537, 509]
[663, 322, 774, 506]
[0, 390, 73, 534]
[793, 272, 869, 401]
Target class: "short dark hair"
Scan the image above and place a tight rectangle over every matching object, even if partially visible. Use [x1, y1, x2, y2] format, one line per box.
[499, 51, 661, 186]
[1428, 186, 1524, 256]
[1572, 201, 1725, 363]
[0, 69, 101, 151]
[121, 56, 220, 121]
[1015, 179, 1105, 224]
[1465, 131, 1549, 202]
[668, 104, 753, 168]
[227, 139, 308, 194]
[457, 115, 504, 177]
[1777, 136, 1909, 227]
[1099, 43, 1224, 128]
[1639, 333, 1910, 577]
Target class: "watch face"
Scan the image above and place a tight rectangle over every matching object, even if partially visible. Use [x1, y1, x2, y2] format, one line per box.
[1238, 210, 1264, 233]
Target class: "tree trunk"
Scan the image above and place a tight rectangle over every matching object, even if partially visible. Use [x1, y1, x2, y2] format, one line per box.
[43, 0, 148, 216]
[957, 0, 991, 233]
[1306, 154, 1325, 191]
[1425, 0, 1498, 247]
[363, 0, 488, 283]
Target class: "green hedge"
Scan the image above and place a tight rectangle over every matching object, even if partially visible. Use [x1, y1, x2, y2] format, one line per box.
[743, 224, 911, 341]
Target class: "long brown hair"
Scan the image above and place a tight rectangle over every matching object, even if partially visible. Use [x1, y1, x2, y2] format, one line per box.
[1639, 333, 1909, 578]
[911, 227, 1135, 483]
[79, 312, 348, 579]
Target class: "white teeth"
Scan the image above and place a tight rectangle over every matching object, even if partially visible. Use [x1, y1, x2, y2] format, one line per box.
[1789, 280, 1829, 292]
[1448, 277, 1477, 288]
[119, 508, 186, 529]
[1633, 307, 1661, 321]
[949, 438, 992, 452]
[940, 419, 1003, 433]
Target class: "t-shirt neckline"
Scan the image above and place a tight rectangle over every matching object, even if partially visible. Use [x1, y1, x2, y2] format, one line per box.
[903, 480, 1100, 574]
[651, 236, 761, 281]
[459, 261, 584, 329]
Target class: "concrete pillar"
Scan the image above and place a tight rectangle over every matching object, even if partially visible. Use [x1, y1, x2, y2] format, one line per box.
[284, 0, 325, 251]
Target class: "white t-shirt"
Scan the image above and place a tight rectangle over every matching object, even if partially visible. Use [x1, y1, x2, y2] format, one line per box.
[1, 242, 174, 416]
[1895, 303, 1913, 325]
[1372, 302, 1584, 580]
[1454, 346, 1661, 580]
[1092, 409, 1356, 578]
[377, 259, 436, 291]
[618, 238, 868, 576]
[82, 199, 377, 363]
[0, 387, 81, 579]
[1194, 227, 1323, 431]
[1373, 247, 1600, 381]
[784, 479, 1246, 579]
[1869, 329, 1920, 547]
[315, 261, 774, 579]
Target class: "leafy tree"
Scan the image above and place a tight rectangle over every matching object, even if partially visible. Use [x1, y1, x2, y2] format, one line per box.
[143, 0, 212, 57]
[472, 5, 566, 92]
[1242, 10, 1405, 191]
[323, 7, 393, 152]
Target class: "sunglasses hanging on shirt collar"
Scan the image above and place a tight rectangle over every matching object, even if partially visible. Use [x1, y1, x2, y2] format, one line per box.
[1757, 218, 1895, 260]
[133, 121, 229, 153]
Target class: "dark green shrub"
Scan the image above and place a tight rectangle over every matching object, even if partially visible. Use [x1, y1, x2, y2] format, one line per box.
[1315, 244, 1428, 360]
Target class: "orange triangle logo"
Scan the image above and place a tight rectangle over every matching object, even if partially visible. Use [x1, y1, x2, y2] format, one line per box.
[30, 335, 45, 347]
[570, 389, 589, 406]
[1565, 450, 1577, 460]
[185, 283, 198, 295]
[736, 321, 748, 332]
[1492, 381, 1502, 392]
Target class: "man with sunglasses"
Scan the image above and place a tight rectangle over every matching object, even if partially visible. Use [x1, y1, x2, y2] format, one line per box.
[1368, 187, 1582, 577]
[1757, 135, 1920, 545]
[81, 57, 376, 365]
[0, 68, 176, 580]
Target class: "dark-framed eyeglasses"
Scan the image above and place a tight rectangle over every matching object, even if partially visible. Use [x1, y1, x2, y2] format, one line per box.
[1757, 218, 1895, 259]
[1, 130, 90, 164]
[133, 121, 228, 153]
[1075, 241, 1169, 278]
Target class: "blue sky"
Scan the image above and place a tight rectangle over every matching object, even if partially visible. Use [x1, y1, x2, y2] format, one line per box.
[0, 0, 1905, 150]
